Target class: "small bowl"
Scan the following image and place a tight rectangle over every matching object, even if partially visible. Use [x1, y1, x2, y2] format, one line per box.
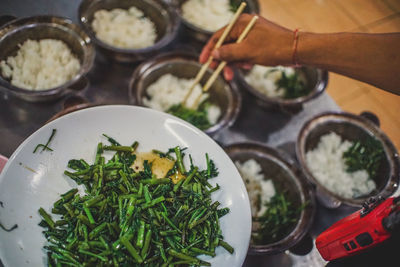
[172, 0, 260, 43]
[236, 66, 328, 113]
[78, 0, 180, 62]
[0, 16, 95, 102]
[129, 51, 241, 136]
[296, 112, 400, 208]
[224, 142, 315, 255]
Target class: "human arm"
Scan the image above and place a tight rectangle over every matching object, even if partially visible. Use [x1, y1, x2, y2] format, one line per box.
[200, 14, 400, 95]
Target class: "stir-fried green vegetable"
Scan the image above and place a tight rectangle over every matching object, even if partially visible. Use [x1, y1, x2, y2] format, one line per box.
[38, 136, 232, 266]
[252, 192, 305, 245]
[343, 137, 385, 179]
[0, 222, 18, 232]
[276, 71, 309, 99]
[167, 102, 212, 130]
[33, 128, 57, 153]
[0, 202, 18, 232]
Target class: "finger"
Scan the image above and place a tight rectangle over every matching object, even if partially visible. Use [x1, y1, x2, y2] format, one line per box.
[199, 49, 209, 64]
[200, 27, 227, 63]
[199, 44, 213, 64]
[208, 22, 243, 49]
[209, 60, 219, 69]
[199, 42, 214, 64]
[200, 14, 251, 63]
[223, 66, 234, 81]
[213, 43, 251, 62]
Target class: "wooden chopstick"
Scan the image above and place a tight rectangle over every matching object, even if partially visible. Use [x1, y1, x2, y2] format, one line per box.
[182, 2, 247, 106]
[191, 15, 259, 108]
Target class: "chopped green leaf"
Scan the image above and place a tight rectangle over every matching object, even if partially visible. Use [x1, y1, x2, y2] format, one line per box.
[252, 192, 305, 244]
[167, 102, 212, 130]
[343, 137, 384, 178]
[276, 71, 310, 99]
[38, 137, 231, 266]
[33, 129, 57, 153]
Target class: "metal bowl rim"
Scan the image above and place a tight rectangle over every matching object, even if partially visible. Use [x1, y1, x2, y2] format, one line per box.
[78, 0, 180, 54]
[296, 111, 400, 207]
[128, 51, 242, 135]
[224, 142, 316, 254]
[0, 15, 95, 96]
[235, 66, 329, 107]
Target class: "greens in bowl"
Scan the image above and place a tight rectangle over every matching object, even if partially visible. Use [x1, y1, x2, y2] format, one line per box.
[0, 105, 251, 267]
[39, 136, 233, 266]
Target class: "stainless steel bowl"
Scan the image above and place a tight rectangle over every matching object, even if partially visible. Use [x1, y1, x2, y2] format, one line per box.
[78, 0, 180, 62]
[128, 51, 242, 136]
[224, 142, 315, 255]
[172, 0, 260, 43]
[0, 16, 95, 102]
[236, 66, 328, 113]
[296, 112, 400, 208]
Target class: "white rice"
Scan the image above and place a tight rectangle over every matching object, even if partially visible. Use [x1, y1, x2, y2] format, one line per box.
[182, 0, 234, 32]
[142, 74, 221, 125]
[245, 65, 296, 98]
[305, 132, 376, 199]
[0, 39, 81, 90]
[235, 159, 276, 217]
[92, 6, 157, 49]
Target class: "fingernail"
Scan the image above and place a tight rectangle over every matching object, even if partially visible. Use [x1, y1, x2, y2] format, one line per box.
[212, 50, 220, 59]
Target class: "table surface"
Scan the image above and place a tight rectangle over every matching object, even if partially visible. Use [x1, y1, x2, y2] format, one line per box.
[0, 1, 360, 266]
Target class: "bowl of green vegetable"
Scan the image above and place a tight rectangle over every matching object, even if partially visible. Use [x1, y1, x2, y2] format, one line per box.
[129, 51, 241, 136]
[296, 112, 400, 208]
[235, 65, 328, 113]
[224, 142, 315, 255]
[0, 105, 252, 266]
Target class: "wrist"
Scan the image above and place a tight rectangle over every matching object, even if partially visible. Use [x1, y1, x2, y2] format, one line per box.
[296, 32, 329, 67]
[271, 29, 294, 66]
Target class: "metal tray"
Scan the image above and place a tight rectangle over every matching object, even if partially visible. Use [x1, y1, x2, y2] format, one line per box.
[0, 1, 360, 266]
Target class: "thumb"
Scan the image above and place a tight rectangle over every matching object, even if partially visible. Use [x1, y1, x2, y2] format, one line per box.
[213, 43, 250, 62]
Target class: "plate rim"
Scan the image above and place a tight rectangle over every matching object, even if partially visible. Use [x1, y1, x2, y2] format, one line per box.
[0, 104, 251, 267]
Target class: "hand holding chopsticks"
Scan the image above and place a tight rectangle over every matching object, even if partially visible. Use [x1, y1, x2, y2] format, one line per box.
[182, 2, 252, 107]
[190, 15, 259, 109]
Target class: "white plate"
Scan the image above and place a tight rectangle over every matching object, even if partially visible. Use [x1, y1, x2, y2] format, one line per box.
[0, 105, 251, 267]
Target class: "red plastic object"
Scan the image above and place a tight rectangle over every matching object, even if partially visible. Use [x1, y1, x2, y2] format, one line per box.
[0, 154, 7, 174]
[316, 197, 395, 261]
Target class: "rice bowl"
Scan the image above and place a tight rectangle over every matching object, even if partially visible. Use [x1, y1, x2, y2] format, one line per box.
[175, 0, 260, 43]
[244, 65, 308, 99]
[1, 39, 81, 90]
[129, 52, 241, 136]
[91, 6, 157, 49]
[182, 0, 235, 32]
[296, 112, 400, 207]
[0, 16, 95, 102]
[78, 0, 179, 62]
[142, 73, 221, 127]
[236, 65, 328, 112]
[224, 143, 315, 254]
[235, 159, 276, 217]
[305, 132, 376, 199]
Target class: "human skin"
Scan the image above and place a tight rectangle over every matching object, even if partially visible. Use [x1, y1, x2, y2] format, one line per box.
[200, 14, 400, 95]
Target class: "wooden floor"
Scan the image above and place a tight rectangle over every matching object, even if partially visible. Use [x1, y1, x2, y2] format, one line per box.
[258, 0, 400, 150]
